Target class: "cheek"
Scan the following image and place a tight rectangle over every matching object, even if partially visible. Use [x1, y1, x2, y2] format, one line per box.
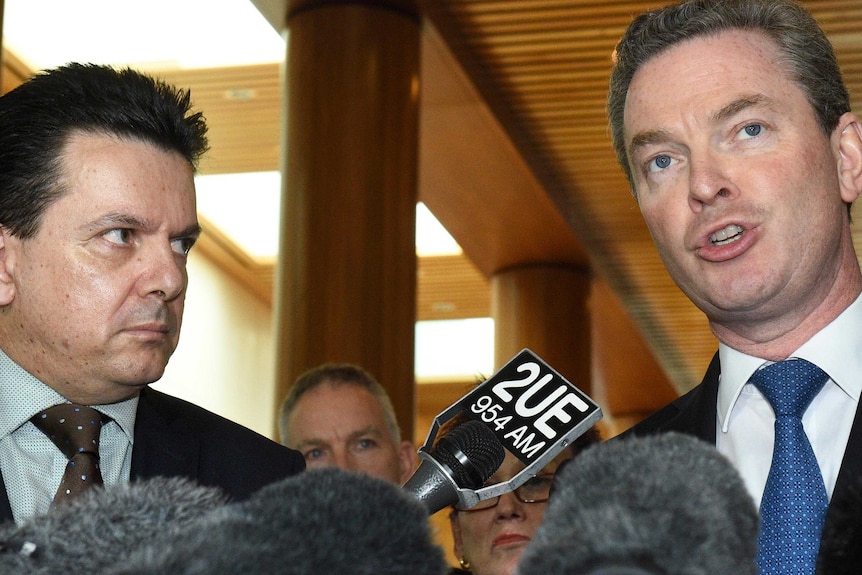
[640, 203, 679, 247]
[458, 515, 490, 548]
[172, 295, 185, 326]
[526, 507, 547, 530]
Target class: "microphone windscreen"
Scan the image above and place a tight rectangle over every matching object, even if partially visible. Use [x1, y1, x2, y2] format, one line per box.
[432, 419, 505, 488]
[111, 467, 448, 575]
[517, 432, 759, 575]
[0, 477, 229, 574]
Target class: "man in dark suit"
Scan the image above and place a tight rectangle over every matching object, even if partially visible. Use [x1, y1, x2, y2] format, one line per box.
[606, 0, 862, 572]
[0, 63, 304, 524]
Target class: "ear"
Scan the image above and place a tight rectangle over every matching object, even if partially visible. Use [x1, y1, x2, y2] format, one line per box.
[397, 440, 419, 485]
[0, 227, 18, 306]
[448, 509, 464, 559]
[835, 112, 862, 205]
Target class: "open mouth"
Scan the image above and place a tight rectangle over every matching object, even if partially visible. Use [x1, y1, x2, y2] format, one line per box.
[709, 224, 744, 246]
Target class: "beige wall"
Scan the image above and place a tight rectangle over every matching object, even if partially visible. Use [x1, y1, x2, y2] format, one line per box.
[152, 250, 278, 439]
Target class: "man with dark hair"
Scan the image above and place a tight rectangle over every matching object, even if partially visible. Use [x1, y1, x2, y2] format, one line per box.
[611, 1, 862, 573]
[0, 63, 304, 524]
[279, 362, 416, 484]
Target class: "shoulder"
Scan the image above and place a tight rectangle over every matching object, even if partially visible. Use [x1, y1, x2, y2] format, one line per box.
[136, 387, 294, 451]
[134, 387, 305, 491]
[620, 353, 721, 441]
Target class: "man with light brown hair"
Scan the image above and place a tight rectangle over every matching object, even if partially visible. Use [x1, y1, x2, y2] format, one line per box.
[279, 363, 416, 484]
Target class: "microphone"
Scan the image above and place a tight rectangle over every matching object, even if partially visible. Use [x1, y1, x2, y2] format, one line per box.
[0, 476, 228, 574]
[110, 468, 448, 575]
[407, 348, 603, 513]
[402, 419, 506, 514]
[517, 432, 759, 575]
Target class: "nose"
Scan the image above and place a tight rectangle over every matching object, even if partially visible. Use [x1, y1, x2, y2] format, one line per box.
[333, 449, 354, 471]
[687, 153, 738, 211]
[495, 491, 526, 519]
[139, 242, 186, 301]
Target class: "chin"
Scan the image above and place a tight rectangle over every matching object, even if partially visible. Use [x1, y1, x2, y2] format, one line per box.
[108, 357, 169, 388]
[486, 555, 522, 575]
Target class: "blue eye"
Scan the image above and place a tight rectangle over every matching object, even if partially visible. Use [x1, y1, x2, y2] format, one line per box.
[648, 155, 674, 173]
[355, 438, 378, 450]
[741, 124, 762, 139]
[305, 448, 325, 460]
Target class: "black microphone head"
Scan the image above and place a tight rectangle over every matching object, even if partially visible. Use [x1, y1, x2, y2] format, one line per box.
[518, 432, 759, 575]
[110, 467, 448, 575]
[0, 477, 229, 574]
[432, 419, 505, 489]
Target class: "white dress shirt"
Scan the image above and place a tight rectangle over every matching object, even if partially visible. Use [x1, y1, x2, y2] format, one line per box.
[716, 294, 862, 508]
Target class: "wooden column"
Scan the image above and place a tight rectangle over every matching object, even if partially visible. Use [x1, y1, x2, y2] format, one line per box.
[274, 0, 421, 438]
[491, 264, 592, 395]
[590, 278, 678, 436]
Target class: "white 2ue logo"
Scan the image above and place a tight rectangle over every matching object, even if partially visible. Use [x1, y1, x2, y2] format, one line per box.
[470, 361, 590, 458]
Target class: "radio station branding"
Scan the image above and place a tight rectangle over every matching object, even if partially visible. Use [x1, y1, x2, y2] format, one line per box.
[456, 349, 600, 464]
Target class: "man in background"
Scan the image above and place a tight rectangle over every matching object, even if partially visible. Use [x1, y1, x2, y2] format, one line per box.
[279, 363, 416, 484]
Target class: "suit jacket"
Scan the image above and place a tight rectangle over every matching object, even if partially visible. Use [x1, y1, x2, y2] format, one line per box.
[0, 386, 305, 522]
[625, 352, 862, 560]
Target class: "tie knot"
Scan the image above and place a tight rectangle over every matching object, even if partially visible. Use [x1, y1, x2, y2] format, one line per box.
[31, 404, 107, 458]
[750, 359, 828, 418]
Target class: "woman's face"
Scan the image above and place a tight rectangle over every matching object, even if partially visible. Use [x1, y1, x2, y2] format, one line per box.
[449, 451, 568, 575]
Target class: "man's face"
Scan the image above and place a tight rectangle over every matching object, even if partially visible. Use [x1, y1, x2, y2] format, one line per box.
[0, 132, 199, 405]
[624, 30, 861, 339]
[284, 382, 416, 484]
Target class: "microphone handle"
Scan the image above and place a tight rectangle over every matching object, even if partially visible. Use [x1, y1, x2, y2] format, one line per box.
[401, 453, 460, 515]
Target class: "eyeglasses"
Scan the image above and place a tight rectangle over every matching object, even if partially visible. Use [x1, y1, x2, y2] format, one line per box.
[454, 473, 555, 512]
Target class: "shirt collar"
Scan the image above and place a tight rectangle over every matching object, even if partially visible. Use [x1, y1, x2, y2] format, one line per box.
[717, 292, 862, 432]
[0, 348, 139, 443]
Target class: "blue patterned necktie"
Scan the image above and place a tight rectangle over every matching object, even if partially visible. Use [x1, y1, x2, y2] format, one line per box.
[750, 359, 829, 575]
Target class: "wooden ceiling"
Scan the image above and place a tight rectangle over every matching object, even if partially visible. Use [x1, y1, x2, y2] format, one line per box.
[7, 1, 859, 397]
[164, 0, 862, 395]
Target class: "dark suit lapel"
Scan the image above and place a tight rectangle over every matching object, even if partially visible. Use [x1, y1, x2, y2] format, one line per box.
[672, 353, 721, 443]
[625, 352, 721, 443]
[130, 387, 200, 480]
[0, 469, 12, 522]
[824, 395, 862, 521]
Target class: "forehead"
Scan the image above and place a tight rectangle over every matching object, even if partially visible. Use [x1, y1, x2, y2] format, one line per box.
[56, 131, 196, 212]
[288, 383, 389, 436]
[624, 29, 799, 135]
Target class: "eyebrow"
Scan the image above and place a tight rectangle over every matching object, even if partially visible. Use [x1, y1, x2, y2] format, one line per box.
[91, 212, 149, 230]
[628, 128, 674, 156]
[176, 223, 203, 241]
[294, 438, 327, 451]
[346, 426, 385, 443]
[709, 94, 772, 124]
[90, 212, 201, 239]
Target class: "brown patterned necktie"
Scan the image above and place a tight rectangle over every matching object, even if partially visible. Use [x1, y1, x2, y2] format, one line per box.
[31, 404, 108, 505]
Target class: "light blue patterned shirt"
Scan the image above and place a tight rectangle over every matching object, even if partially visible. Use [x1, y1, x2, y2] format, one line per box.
[0, 349, 138, 523]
